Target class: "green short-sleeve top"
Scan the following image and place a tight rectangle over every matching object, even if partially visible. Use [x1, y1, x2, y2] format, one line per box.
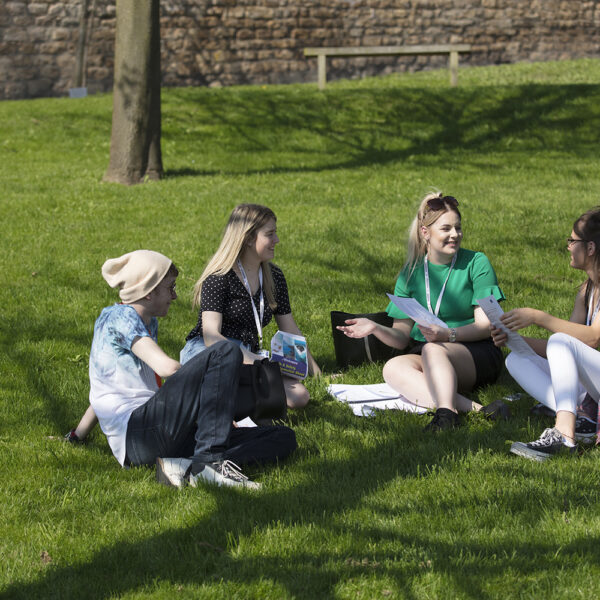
[386, 248, 505, 342]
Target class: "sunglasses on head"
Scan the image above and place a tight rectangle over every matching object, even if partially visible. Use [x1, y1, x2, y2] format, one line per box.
[426, 196, 459, 211]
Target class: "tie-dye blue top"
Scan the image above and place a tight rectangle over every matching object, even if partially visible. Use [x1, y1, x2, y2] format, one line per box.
[89, 304, 158, 465]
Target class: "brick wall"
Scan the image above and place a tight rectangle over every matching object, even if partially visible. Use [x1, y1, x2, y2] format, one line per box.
[1, 0, 599, 100]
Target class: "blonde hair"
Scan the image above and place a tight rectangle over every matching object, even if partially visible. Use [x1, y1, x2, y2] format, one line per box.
[193, 204, 278, 309]
[403, 192, 461, 279]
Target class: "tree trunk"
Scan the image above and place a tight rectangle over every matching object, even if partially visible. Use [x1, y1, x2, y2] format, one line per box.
[103, 0, 162, 185]
[73, 0, 89, 88]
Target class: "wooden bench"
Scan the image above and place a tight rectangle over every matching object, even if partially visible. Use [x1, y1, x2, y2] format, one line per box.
[304, 44, 472, 90]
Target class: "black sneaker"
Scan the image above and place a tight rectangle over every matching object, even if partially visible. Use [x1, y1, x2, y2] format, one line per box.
[530, 403, 555, 418]
[574, 416, 597, 445]
[510, 427, 576, 462]
[481, 399, 511, 421]
[580, 393, 598, 422]
[423, 408, 461, 432]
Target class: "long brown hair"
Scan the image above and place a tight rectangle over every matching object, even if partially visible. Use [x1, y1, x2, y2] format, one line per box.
[573, 207, 600, 310]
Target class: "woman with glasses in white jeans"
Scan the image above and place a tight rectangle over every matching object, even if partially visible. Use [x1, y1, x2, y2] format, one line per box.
[492, 206, 600, 460]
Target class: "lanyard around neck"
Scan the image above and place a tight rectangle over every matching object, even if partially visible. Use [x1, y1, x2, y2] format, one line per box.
[237, 260, 265, 349]
[424, 253, 457, 317]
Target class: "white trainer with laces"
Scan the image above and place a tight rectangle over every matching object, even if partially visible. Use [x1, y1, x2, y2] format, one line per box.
[188, 459, 261, 489]
[156, 457, 193, 488]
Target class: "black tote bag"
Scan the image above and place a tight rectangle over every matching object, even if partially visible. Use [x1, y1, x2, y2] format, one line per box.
[330, 310, 398, 369]
[236, 358, 287, 421]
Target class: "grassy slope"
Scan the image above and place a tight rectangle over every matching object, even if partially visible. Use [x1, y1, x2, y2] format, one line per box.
[1, 59, 600, 599]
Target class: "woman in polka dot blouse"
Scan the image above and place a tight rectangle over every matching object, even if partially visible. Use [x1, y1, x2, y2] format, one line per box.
[181, 204, 321, 409]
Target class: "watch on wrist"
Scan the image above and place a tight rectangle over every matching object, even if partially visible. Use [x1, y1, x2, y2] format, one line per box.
[448, 328, 457, 343]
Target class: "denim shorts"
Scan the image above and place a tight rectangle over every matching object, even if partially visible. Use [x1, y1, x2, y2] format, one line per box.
[180, 336, 245, 365]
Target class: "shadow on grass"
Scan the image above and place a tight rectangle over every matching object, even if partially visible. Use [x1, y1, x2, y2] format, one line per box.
[162, 83, 600, 178]
[3, 409, 599, 599]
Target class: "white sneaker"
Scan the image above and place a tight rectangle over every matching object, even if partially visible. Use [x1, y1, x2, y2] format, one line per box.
[188, 460, 261, 490]
[156, 457, 192, 488]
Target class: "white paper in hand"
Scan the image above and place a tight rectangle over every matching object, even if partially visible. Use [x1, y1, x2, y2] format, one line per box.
[476, 295, 539, 359]
[386, 294, 448, 328]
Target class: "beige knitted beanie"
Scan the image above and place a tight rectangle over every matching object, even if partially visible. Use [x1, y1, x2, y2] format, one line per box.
[101, 250, 172, 303]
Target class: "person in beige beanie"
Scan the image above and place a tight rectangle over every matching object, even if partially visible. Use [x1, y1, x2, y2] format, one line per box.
[66, 250, 296, 489]
[101, 249, 173, 303]
[66, 250, 176, 441]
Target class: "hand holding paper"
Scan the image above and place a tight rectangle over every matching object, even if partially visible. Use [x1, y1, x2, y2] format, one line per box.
[418, 323, 452, 343]
[386, 294, 448, 328]
[499, 307, 538, 331]
[476, 295, 539, 359]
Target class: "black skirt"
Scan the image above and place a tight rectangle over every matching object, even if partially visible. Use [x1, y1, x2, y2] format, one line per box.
[408, 337, 503, 390]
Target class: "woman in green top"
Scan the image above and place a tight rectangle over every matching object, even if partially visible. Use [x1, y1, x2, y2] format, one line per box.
[338, 192, 507, 431]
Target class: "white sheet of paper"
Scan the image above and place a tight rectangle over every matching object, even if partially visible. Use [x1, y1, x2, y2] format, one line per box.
[327, 383, 427, 416]
[386, 294, 448, 328]
[476, 295, 539, 358]
[235, 417, 258, 428]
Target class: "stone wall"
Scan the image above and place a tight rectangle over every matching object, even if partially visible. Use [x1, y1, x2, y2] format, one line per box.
[1, 0, 599, 100]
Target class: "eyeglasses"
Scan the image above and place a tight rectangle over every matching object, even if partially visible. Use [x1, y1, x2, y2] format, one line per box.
[426, 196, 459, 212]
[566, 237, 587, 247]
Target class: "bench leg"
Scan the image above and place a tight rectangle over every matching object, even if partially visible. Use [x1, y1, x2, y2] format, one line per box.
[449, 51, 458, 87]
[317, 54, 327, 90]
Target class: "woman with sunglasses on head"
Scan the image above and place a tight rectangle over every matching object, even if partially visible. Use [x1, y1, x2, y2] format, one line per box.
[338, 192, 507, 431]
[181, 203, 320, 410]
[492, 207, 600, 460]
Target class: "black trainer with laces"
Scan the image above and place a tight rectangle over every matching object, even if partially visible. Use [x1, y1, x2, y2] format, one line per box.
[481, 399, 511, 421]
[574, 416, 597, 445]
[423, 408, 461, 432]
[530, 403, 555, 418]
[510, 427, 576, 462]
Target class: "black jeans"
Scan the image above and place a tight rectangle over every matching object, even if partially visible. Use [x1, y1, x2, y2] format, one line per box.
[125, 340, 296, 471]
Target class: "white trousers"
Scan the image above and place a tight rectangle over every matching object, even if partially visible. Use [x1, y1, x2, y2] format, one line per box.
[545, 332, 600, 415]
[505, 341, 586, 413]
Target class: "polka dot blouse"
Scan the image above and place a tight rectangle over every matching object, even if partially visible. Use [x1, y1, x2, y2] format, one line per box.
[186, 264, 292, 352]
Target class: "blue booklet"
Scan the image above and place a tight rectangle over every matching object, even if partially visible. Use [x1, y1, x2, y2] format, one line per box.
[270, 330, 308, 380]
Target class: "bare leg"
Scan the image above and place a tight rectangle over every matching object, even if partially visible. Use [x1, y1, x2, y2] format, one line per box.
[421, 342, 479, 412]
[383, 344, 482, 413]
[555, 410, 576, 442]
[283, 377, 309, 409]
[74, 405, 98, 440]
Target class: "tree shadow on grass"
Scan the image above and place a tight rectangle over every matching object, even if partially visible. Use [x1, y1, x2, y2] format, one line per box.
[0, 314, 92, 431]
[163, 83, 600, 178]
[3, 410, 599, 599]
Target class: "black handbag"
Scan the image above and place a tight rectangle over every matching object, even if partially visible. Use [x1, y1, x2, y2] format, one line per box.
[236, 358, 287, 422]
[330, 310, 398, 368]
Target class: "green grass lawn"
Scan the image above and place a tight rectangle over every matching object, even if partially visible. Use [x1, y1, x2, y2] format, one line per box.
[1, 58, 600, 599]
